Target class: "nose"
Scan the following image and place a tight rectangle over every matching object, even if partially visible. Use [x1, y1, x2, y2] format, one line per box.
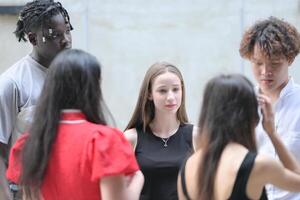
[167, 91, 175, 101]
[261, 64, 272, 76]
[61, 32, 72, 48]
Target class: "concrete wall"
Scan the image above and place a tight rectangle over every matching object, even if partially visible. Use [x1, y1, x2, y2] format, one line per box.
[1, 0, 300, 129]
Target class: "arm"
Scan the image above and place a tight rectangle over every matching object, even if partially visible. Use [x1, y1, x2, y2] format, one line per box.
[257, 155, 300, 192]
[0, 76, 19, 145]
[192, 126, 199, 151]
[177, 174, 187, 200]
[0, 157, 12, 200]
[258, 94, 300, 173]
[124, 129, 138, 150]
[100, 170, 144, 200]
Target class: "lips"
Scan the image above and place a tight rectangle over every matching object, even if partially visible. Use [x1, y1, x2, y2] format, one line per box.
[165, 104, 177, 108]
[260, 79, 273, 85]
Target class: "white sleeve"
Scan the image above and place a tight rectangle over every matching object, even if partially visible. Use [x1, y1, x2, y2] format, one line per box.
[0, 76, 19, 144]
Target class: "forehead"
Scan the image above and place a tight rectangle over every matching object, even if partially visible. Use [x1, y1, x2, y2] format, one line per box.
[252, 44, 285, 61]
[152, 72, 181, 86]
[43, 13, 69, 31]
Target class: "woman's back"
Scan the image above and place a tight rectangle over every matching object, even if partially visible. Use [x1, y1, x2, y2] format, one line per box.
[179, 74, 300, 200]
[180, 143, 267, 200]
[7, 111, 140, 200]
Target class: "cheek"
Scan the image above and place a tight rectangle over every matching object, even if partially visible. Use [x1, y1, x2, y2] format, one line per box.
[252, 67, 261, 79]
[177, 91, 183, 103]
[151, 93, 162, 104]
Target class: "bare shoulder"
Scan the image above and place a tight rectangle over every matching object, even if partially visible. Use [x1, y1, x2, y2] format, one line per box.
[124, 128, 138, 150]
[186, 151, 202, 169]
[177, 152, 199, 200]
[182, 151, 202, 198]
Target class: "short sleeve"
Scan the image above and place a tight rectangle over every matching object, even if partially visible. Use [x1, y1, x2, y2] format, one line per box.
[81, 126, 139, 181]
[0, 76, 20, 144]
[6, 134, 28, 183]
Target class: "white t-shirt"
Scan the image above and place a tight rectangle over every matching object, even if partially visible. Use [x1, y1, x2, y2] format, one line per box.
[256, 78, 300, 200]
[0, 55, 46, 144]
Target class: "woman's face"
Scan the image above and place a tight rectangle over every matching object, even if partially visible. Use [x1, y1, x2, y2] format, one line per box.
[149, 72, 182, 115]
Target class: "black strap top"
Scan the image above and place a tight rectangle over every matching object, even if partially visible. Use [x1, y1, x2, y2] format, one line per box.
[180, 151, 268, 200]
[136, 123, 193, 200]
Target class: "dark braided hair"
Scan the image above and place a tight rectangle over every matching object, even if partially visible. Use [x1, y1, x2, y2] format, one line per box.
[14, 0, 73, 42]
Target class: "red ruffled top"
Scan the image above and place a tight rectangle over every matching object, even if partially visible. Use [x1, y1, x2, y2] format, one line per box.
[6, 110, 139, 200]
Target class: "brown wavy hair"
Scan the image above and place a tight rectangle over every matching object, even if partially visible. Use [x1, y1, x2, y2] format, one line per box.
[240, 16, 300, 62]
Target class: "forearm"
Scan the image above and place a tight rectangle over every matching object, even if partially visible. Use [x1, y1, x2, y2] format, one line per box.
[269, 132, 300, 174]
[100, 171, 144, 200]
[125, 171, 144, 200]
[0, 157, 11, 200]
[0, 142, 8, 165]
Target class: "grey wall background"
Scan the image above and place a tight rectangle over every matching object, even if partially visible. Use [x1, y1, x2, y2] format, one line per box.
[1, 0, 300, 129]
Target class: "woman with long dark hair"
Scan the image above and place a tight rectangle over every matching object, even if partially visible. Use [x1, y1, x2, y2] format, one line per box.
[6, 49, 144, 200]
[178, 74, 300, 200]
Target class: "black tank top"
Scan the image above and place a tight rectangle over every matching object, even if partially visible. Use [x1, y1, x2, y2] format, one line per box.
[180, 151, 268, 200]
[135, 123, 193, 200]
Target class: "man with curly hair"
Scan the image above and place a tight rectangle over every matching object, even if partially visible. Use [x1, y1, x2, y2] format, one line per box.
[240, 16, 300, 200]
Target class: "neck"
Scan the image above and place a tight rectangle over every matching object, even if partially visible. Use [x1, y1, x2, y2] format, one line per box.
[30, 50, 51, 68]
[150, 113, 180, 138]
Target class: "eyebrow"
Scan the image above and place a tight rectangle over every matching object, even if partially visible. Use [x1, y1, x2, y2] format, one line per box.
[252, 57, 282, 62]
[251, 58, 261, 62]
[156, 84, 181, 88]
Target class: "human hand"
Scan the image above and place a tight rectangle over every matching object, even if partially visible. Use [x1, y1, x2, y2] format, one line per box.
[257, 94, 276, 136]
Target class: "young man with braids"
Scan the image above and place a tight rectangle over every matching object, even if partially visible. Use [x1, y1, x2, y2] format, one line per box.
[0, 0, 72, 197]
[240, 17, 300, 200]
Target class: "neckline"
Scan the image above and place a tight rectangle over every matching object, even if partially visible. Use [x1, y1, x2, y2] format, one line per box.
[147, 124, 182, 148]
[149, 124, 181, 140]
[27, 55, 48, 72]
[60, 110, 87, 124]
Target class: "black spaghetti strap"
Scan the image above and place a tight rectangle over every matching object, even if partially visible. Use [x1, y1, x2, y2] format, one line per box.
[229, 151, 255, 199]
[228, 151, 268, 200]
[180, 158, 192, 200]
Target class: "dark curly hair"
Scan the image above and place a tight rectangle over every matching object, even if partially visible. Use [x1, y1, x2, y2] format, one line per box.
[239, 16, 300, 62]
[14, 0, 72, 42]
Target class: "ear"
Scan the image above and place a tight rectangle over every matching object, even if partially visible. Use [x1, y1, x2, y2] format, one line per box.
[27, 32, 37, 45]
[288, 58, 294, 66]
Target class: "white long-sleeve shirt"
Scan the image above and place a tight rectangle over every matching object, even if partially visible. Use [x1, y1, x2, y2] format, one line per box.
[256, 77, 300, 200]
[0, 55, 46, 144]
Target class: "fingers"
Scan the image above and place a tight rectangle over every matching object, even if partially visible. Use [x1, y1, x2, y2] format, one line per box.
[257, 94, 271, 105]
[257, 94, 273, 115]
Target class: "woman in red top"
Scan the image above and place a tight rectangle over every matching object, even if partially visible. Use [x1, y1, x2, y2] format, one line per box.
[6, 49, 144, 200]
